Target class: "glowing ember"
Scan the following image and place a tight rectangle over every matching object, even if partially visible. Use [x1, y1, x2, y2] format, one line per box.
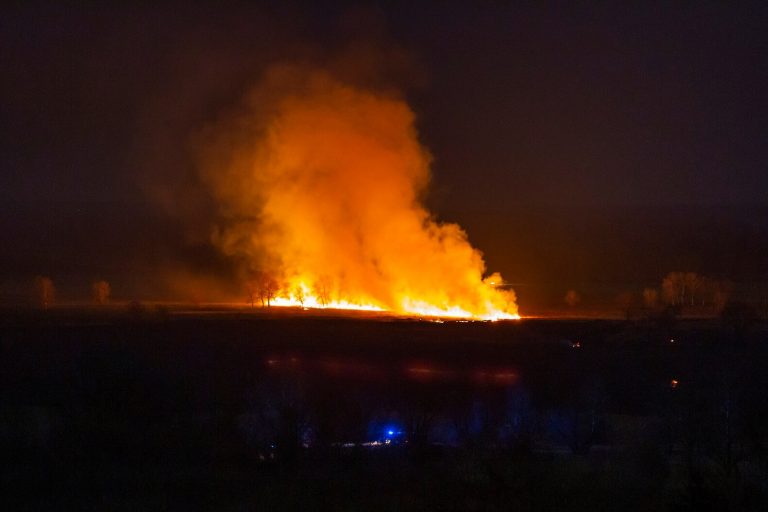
[201, 66, 519, 321]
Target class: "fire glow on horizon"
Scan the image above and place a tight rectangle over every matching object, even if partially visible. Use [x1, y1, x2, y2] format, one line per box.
[268, 286, 519, 321]
[200, 65, 519, 321]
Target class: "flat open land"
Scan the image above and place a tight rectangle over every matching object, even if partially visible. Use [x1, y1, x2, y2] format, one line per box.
[2, 308, 767, 510]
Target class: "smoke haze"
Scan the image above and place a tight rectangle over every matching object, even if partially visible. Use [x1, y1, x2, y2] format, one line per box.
[2, 3, 766, 311]
[198, 65, 517, 318]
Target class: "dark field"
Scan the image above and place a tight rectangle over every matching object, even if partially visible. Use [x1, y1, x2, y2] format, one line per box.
[2, 308, 768, 511]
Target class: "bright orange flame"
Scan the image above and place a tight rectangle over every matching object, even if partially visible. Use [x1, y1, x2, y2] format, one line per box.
[201, 66, 519, 321]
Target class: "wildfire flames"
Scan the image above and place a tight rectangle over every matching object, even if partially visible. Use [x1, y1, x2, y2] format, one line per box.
[200, 66, 518, 320]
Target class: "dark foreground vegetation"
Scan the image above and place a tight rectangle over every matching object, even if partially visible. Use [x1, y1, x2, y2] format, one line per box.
[2, 307, 768, 511]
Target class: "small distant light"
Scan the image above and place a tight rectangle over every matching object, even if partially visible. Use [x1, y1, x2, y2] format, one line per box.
[387, 430, 395, 436]
[670, 379, 679, 389]
[669, 338, 675, 343]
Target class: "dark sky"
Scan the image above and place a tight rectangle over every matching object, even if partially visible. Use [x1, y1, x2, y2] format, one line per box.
[2, 2, 767, 308]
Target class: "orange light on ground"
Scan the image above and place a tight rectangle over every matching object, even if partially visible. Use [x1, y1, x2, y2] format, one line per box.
[472, 368, 519, 386]
[405, 365, 455, 382]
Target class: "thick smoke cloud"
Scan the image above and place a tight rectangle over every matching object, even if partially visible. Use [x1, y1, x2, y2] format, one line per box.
[199, 65, 517, 318]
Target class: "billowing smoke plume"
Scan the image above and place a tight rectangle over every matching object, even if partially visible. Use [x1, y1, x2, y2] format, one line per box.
[199, 65, 517, 319]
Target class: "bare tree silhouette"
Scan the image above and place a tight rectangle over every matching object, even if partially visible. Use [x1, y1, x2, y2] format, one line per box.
[91, 280, 111, 305]
[34, 276, 55, 309]
[314, 276, 333, 307]
[565, 289, 581, 307]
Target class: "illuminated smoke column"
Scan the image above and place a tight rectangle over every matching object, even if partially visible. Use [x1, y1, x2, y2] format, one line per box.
[200, 66, 518, 320]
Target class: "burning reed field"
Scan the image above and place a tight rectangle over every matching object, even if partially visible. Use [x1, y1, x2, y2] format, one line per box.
[3, 3, 768, 511]
[2, 307, 768, 511]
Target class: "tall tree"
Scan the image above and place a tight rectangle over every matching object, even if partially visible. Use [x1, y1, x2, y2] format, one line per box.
[34, 276, 55, 309]
[91, 280, 111, 305]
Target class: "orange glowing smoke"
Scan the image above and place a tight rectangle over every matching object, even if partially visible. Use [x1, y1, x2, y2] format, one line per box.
[200, 66, 518, 320]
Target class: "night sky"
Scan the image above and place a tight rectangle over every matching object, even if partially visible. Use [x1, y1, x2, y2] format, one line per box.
[2, 2, 767, 309]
